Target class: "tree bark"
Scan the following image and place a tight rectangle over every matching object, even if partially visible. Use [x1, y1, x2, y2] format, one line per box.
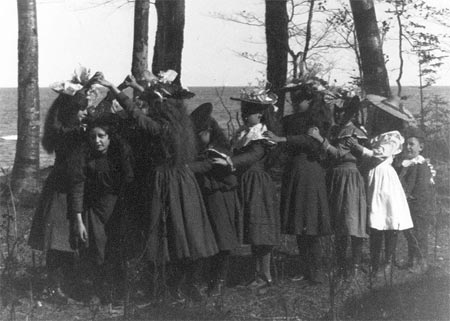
[131, 0, 150, 96]
[350, 0, 402, 132]
[13, 0, 40, 196]
[152, 0, 185, 85]
[265, 0, 289, 117]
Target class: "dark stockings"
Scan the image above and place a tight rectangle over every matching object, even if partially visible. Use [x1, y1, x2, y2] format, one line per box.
[370, 229, 398, 272]
[46, 249, 74, 292]
[296, 235, 322, 281]
[252, 245, 273, 282]
[209, 251, 230, 283]
[336, 235, 364, 269]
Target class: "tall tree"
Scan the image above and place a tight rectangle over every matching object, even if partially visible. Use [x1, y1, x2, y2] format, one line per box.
[152, 0, 185, 85]
[350, 0, 402, 132]
[265, 0, 289, 115]
[13, 0, 40, 196]
[349, 0, 390, 97]
[131, 0, 150, 94]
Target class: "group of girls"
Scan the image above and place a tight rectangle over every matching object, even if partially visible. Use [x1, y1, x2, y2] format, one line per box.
[28, 71, 427, 306]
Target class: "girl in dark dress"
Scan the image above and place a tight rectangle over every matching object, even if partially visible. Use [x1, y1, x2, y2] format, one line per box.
[68, 116, 134, 303]
[95, 73, 218, 302]
[216, 90, 280, 288]
[265, 83, 332, 284]
[28, 91, 89, 302]
[309, 96, 368, 277]
[189, 103, 241, 296]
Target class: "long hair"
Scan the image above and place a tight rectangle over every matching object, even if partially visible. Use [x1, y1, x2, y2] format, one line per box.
[150, 98, 197, 166]
[42, 91, 88, 153]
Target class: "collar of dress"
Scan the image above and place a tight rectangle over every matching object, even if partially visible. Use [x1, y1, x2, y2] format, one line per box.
[401, 154, 426, 167]
[233, 123, 273, 149]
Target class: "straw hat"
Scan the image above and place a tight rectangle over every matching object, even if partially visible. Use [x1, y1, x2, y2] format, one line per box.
[365, 94, 414, 121]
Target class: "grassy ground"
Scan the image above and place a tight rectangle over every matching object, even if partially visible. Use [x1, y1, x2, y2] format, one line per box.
[1, 166, 449, 321]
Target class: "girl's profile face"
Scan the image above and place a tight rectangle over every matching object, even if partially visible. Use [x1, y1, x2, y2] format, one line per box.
[77, 109, 88, 122]
[89, 127, 110, 154]
[198, 129, 211, 146]
[245, 113, 262, 127]
[293, 99, 312, 113]
[404, 137, 423, 159]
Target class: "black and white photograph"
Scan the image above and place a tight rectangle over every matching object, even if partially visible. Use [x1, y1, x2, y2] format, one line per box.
[0, 0, 449, 320]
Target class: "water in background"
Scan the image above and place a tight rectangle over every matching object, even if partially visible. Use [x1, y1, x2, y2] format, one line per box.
[0, 86, 448, 169]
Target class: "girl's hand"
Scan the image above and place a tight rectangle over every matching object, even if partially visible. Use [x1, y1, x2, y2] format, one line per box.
[307, 127, 323, 142]
[211, 158, 228, 166]
[263, 131, 286, 143]
[75, 215, 88, 242]
[344, 137, 358, 148]
[92, 72, 114, 88]
[124, 75, 138, 87]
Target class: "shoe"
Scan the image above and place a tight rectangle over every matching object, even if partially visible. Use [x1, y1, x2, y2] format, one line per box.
[47, 286, 69, 304]
[246, 276, 265, 288]
[290, 274, 306, 282]
[167, 287, 186, 305]
[309, 270, 326, 285]
[184, 283, 204, 303]
[207, 279, 225, 297]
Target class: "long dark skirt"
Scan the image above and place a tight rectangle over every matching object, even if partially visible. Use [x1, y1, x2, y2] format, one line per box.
[280, 154, 331, 236]
[145, 166, 219, 263]
[82, 194, 118, 265]
[239, 170, 280, 246]
[327, 163, 368, 238]
[204, 189, 241, 251]
[28, 170, 74, 253]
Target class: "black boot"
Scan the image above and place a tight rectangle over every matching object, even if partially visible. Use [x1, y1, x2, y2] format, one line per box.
[207, 279, 225, 297]
[47, 267, 69, 304]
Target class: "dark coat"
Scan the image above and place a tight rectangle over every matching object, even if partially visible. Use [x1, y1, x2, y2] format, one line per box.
[28, 127, 85, 252]
[279, 112, 331, 236]
[397, 161, 432, 218]
[232, 140, 280, 246]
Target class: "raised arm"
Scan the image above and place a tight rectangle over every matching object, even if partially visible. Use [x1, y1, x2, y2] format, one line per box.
[93, 73, 162, 135]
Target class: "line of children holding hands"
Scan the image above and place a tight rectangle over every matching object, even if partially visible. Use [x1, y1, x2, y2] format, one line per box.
[29, 71, 434, 306]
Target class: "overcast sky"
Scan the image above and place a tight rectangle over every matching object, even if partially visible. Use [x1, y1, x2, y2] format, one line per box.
[1, 0, 449, 87]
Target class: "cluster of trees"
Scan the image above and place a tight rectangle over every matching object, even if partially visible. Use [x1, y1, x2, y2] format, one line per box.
[12, 0, 449, 196]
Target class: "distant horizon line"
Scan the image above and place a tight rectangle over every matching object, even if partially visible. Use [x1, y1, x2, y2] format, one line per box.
[0, 85, 448, 89]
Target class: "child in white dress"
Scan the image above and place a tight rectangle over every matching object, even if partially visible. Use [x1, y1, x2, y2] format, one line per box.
[346, 95, 414, 276]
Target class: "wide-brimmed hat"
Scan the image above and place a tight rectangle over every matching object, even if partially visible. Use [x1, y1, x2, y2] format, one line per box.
[190, 102, 213, 133]
[231, 85, 278, 116]
[365, 94, 414, 121]
[403, 126, 425, 140]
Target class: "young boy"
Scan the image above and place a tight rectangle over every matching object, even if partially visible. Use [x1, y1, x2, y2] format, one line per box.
[397, 127, 433, 272]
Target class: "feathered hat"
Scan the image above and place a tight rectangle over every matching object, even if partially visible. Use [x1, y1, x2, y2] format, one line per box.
[139, 70, 195, 101]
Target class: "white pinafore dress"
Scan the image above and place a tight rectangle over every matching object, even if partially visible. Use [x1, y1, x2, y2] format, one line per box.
[363, 131, 413, 231]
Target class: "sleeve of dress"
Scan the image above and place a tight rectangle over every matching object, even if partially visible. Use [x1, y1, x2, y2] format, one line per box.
[286, 134, 317, 149]
[66, 146, 87, 216]
[188, 159, 214, 174]
[323, 140, 351, 160]
[231, 142, 265, 169]
[361, 140, 400, 160]
[115, 92, 162, 135]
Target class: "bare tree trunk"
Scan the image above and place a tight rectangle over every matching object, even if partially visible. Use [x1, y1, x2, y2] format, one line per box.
[395, 1, 404, 97]
[265, 0, 289, 116]
[299, 0, 315, 76]
[152, 0, 185, 85]
[13, 0, 40, 196]
[350, 0, 402, 132]
[131, 0, 150, 96]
